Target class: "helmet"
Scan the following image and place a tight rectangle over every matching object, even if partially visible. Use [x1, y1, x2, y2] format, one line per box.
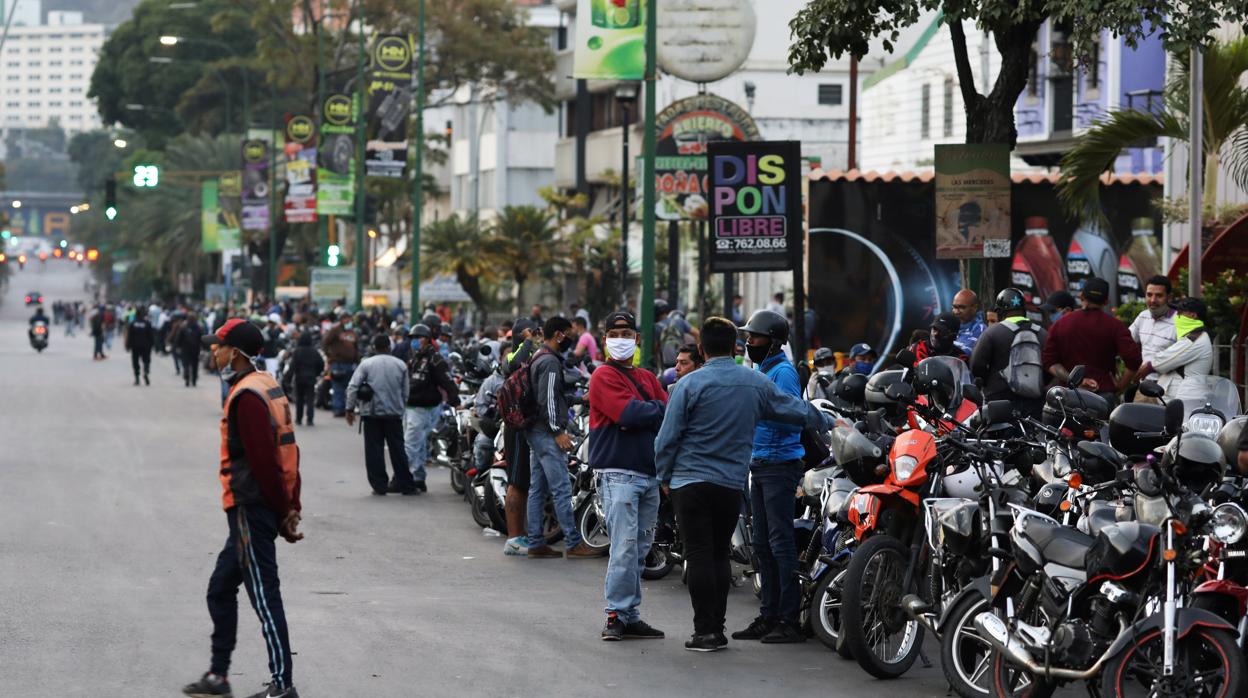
[740, 310, 789, 343]
[654, 298, 672, 316]
[813, 347, 835, 363]
[660, 367, 678, 388]
[914, 357, 958, 409]
[835, 372, 868, 406]
[408, 323, 433, 339]
[995, 288, 1027, 315]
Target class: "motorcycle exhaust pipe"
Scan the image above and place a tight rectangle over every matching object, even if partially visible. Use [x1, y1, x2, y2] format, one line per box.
[901, 594, 941, 638]
[972, 612, 1124, 681]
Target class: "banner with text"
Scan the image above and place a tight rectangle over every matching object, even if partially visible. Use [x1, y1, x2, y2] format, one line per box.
[365, 34, 412, 178]
[284, 114, 317, 223]
[652, 94, 760, 221]
[241, 139, 270, 231]
[707, 140, 801, 273]
[310, 266, 357, 307]
[317, 73, 357, 215]
[934, 143, 1011, 259]
[573, 0, 646, 79]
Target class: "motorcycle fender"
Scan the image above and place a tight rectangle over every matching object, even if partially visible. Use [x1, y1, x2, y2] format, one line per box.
[1194, 579, 1248, 617]
[936, 576, 991, 637]
[1102, 608, 1237, 662]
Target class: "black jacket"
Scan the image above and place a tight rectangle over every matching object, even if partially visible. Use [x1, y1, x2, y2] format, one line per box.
[127, 319, 155, 352]
[407, 346, 460, 408]
[290, 345, 325, 384]
[177, 322, 205, 355]
[970, 319, 1047, 400]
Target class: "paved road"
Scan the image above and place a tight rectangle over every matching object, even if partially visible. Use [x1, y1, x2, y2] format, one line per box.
[0, 264, 953, 697]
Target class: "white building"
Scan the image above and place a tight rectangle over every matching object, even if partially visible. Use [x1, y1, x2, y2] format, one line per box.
[0, 10, 106, 135]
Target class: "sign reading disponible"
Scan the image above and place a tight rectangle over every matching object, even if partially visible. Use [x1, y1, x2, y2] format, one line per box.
[707, 140, 801, 273]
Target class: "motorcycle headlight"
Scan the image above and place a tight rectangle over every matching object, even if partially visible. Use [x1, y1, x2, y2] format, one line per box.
[1212, 503, 1248, 545]
[893, 455, 919, 482]
[1188, 413, 1225, 439]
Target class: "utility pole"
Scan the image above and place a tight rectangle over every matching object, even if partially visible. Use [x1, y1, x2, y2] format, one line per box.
[268, 82, 278, 301]
[639, 0, 658, 367]
[410, 0, 425, 314]
[620, 98, 630, 306]
[1189, 47, 1203, 298]
[352, 0, 366, 310]
[316, 0, 328, 266]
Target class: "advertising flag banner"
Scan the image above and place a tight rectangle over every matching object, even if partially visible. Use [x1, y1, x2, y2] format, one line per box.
[284, 114, 318, 223]
[652, 94, 760, 221]
[707, 140, 801, 273]
[934, 143, 1011, 259]
[241, 139, 270, 231]
[217, 172, 242, 249]
[201, 179, 220, 252]
[573, 0, 646, 79]
[365, 34, 413, 178]
[317, 73, 357, 215]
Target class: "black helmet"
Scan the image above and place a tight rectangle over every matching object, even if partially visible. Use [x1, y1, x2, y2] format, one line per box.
[995, 288, 1027, 315]
[740, 310, 789, 343]
[835, 372, 869, 406]
[409, 323, 433, 339]
[914, 357, 958, 409]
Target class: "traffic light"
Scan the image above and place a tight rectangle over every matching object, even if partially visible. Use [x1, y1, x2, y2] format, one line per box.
[445, 119, 453, 140]
[59, 239, 67, 248]
[0, 229, 9, 239]
[104, 179, 118, 220]
[327, 244, 340, 267]
[133, 164, 159, 188]
[53, 248, 62, 258]
[0, 253, 6, 262]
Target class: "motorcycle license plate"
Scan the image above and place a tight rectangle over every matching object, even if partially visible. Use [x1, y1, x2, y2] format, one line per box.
[977, 611, 1009, 646]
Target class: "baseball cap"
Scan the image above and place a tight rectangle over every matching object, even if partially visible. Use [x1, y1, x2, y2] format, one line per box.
[931, 312, 961, 334]
[1041, 290, 1077, 311]
[202, 318, 265, 355]
[603, 310, 637, 331]
[849, 342, 874, 358]
[813, 347, 835, 362]
[1081, 278, 1110, 304]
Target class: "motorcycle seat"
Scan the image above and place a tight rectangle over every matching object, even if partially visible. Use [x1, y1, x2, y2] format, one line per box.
[1022, 517, 1095, 569]
[1082, 500, 1120, 537]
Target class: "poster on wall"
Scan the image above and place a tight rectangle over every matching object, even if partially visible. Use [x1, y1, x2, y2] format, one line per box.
[284, 114, 317, 223]
[649, 94, 760, 221]
[241, 139, 270, 231]
[317, 75, 357, 215]
[934, 143, 1011, 259]
[573, 0, 646, 79]
[707, 140, 801, 273]
[365, 34, 412, 178]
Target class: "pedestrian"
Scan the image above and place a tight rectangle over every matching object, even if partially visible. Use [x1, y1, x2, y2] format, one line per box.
[501, 318, 540, 555]
[655, 299, 697, 370]
[1041, 278, 1142, 405]
[571, 315, 601, 364]
[970, 288, 1048, 417]
[1128, 275, 1177, 401]
[404, 324, 459, 493]
[846, 342, 876, 374]
[806, 347, 837, 400]
[90, 305, 107, 360]
[525, 316, 599, 559]
[346, 335, 418, 496]
[177, 314, 206, 387]
[1137, 297, 1213, 401]
[952, 289, 987, 354]
[103, 304, 116, 350]
[674, 343, 703, 381]
[1040, 290, 1077, 327]
[766, 292, 786, 317]
[289, 333, 324, 427]
[322, 315, 360, 417]
[654, 317, 833, 651]
[731, 294, 745, 325]
[907, 312, 967, 366]
[734, 310, 808, 644]
[183, 318, 302, 698]
[588, 310, 667, 640]
[126, 306, 156, 386]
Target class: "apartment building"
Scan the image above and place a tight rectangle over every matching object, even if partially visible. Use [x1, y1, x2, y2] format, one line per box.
[0, 10, 106, 135]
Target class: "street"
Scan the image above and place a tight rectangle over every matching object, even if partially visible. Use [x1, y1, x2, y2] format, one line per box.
[0, 264, 951, 697]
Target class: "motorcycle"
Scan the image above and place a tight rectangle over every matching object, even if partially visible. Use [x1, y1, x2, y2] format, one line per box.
[29, 321, 48, 352]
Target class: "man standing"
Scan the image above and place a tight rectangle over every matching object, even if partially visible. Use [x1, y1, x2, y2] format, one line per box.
[970, 288, 1048, 418]
[1040, 290, 1077, 327]
[525, 316, 599, 559]
[178, 314, 206, 387]
[674, 343, 703, 381]
[90, 305, 107, 360]
[952, 289, 987, 354]
[731, 294, 745, 325]
[183, 319, 302, 698]
[322, 315, 360, 418]
[346, 335, 418, 496]
[404, 324, 459, 492]
[655, 317, 833, 652]
[735, 310, 807, 644]
[288, 333, 324, 427]
[1042, 278, 1141, 404]
[501, 318, 539, 555]
[1128, 275, 1177, 399]
[587, 311, 668, 640]
[655, 299, 697, 370]
[126, 306, 156, 386]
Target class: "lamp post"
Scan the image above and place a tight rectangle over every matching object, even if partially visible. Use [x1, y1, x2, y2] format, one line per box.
[639, 0, 657, 367]
[410, 0, 426, 314]
[351, 0, 367, 310]
[615, 82, 639, 307]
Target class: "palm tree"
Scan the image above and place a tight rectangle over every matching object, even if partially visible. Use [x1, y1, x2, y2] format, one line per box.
[488, 205, 561, 315]
[1056, 36, 1248, 219]
[421, 213, 495, 314]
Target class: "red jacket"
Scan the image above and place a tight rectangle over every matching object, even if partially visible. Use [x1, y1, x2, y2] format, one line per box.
[1041, 308, 1142, 393]
[587, 362, 668, 475]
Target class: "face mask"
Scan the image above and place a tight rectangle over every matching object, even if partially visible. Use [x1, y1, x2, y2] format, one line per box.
[605, 337, 637, 361]
[1149, 304, 1169, 319]
[557, 335, 575, 353]
[1049, 310, 1065, 324]
[218, 348, 253, 382]
[746, 342, 772, 365]
[1175, 315, 1204, 339]
[854, 361, 874, 374]
[411, 339, 421, 350]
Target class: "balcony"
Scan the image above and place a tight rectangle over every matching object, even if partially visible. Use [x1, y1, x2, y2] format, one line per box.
[554, 124, 643, 189]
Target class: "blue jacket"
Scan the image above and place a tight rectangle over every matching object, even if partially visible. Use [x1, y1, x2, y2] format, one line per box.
[752, 354, 805, 462]
[655, 357, 833, 492]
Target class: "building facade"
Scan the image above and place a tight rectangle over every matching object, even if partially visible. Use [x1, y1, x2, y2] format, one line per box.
[0, 11, 106, 135]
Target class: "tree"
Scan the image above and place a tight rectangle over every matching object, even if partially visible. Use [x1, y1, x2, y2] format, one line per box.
[68, 130, 129, 195]
[788, 0, 1246, 146]
[421, 213, 495, 314]
[1057, 36, 1248, 218]
[489, 205, 560, 315]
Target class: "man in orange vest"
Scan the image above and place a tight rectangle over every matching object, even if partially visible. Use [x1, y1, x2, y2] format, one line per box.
[184, 318, 303, 698]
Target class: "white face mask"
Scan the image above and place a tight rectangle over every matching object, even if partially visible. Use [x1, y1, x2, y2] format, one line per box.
[605, 337, 637, 362]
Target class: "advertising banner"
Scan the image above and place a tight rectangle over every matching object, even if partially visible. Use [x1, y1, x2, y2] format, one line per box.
[217, 172, 242, 249]
[934, 143, 1011, 259]
[365, 34, 412, 178]
[573, 0, 646, 79]
[284, 114, 318, 223]
[651, 94, 760, 221]
[241, 139, 270, 231]
[317, 74, 357, 215]
[310, 266, 357, 307]
[707, 140, 801, 273]
[201, 179, 220, 253]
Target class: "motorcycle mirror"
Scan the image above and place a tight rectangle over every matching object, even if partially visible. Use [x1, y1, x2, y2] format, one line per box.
[1068, 365, 1086, 388]
[479, 344, 493, 356]
[983, 400, 1014, 425]
[885, 382, 914, 402]
[1164, 398, 1185, 437]
[1138, 380, 1164, 399]
[961, 383, 983, 406]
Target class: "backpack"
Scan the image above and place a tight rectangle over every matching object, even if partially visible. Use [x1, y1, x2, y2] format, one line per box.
[496, 347, 552, 429]
[658, 317, 685, 368]
[1001, 320, 1044, 399]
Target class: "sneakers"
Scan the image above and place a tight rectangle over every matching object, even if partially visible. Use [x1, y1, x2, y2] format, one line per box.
[182, 672, 232, 697]
[714, 632, 729, 648]
[413, 480, 428, 493]
[503, 537, 529, 556]
[243, 685, 299, 698]
[567, 541, 605, 558]
[760, 620, 806, 644]
[602, 614, 625, 641]
[622, 620, 665, 639]
[685, 633, 725, 652]
[527, 544, 563, 558]
[731, 615, 777, 640]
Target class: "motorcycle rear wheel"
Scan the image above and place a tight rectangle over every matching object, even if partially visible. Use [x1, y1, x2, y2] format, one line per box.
[576, 501, 610, 553]
[1100, 625, 1243, 698]
[990, 649, 1056, 698]
[469, 485, 492, 529]
[810, 563, 854, 659]
[449, 465, 467, 495]
[842, 534, 924, 678]
[941, 593, 993, 697]
[482, 479, 507, 533]
[642, 546, 676, 580]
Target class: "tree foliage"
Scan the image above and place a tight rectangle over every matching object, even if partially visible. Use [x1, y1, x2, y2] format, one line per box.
[488, 205, 561, 314]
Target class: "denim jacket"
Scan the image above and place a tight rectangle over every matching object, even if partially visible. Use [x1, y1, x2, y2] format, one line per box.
[752, 353, 804, 462]
[654, 357, 833, 492]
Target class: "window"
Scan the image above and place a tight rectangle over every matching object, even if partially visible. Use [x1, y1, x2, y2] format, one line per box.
[48, 74, 61, 81]
[49, 60, 62, 66]
[70, 100, 82, 107]
[48, 100, 61, 107]
[70, 46, 83, 52]
[943, 77, 955, 137]
[27, 47, 40, 53]
[5, 61, 18, 68]
[27, 60, 40, 67]
[49, 87, 62, 93]
[48, 33, 63, 39]
[5, 101, 18, 108]
[28, 87, 40, 94]
[920, 83, 931, 139]
[69, 74, 82, 79]
[28, 100, 40, 107]
[70, 59, 84, 65]
[49, 46, 62, 53]
[70, 86, 82, 93]
[817, 83, 843, 106]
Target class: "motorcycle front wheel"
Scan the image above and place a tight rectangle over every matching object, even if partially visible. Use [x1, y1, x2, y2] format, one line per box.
[990, 649, 1056, 698]
[468, 485, 492, 529]
[940, 593, 993, 697]
[449, 465, 467, 495]
[641, 546, 676, 580]
[810, 563, 853, 658]
[576, 500, 610, 554]
[1099, 625, 1244, 698]
[841, 534, 923, 679]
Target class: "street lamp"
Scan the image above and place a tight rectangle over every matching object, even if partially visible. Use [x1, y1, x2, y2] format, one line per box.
[615, 81, 640, 305]
[157, 35, 249, 129]
[11, 200, 21, 209]
[159, 35, 180, 46]
[113, 138, 127, 148]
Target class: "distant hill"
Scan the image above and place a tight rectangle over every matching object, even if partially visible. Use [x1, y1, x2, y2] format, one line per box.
[44, 0, 141, 25]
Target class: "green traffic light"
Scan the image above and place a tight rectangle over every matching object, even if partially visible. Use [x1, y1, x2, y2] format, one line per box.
[105, 206, 118, 221]
[1, 230, 10, 239]
[327, 255, 339, 267]
[59, 239, 68, 248]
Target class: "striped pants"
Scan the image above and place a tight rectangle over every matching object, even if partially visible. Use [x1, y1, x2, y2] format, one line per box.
[207, 505, 294, 690]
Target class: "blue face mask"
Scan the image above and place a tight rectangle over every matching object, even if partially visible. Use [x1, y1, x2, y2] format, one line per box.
[411, 339, 421, 350]
[1050, 310, 1065, 324]
[853, 361, 874, 374]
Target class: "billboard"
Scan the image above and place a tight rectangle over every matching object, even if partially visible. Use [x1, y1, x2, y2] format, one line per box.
[934, 143, 1011, 259]
[310, 266, 357, 307]
[651, 94, 760, 221]
[365, 34, 413, 179]
[241, 139, 270, 231]
[573, 0, 646, 79]
[284, 114, 317, 223]
[707, 140, 801, 273]
[317, 74, 357, 216]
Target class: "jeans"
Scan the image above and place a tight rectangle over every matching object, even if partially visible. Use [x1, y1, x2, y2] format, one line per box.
[363, 416, 414, 494]
[330, 362, 355, 414]
[93, 335, 105, 358]
[206, 505, 294, 691]
[404, 405, 437, 483]
[672, 481, 741, 635]
[293, 381, 316, 425]
[750, 459, 803, 624]
[600, 471, 659, 624]
[525, 429, 581, 549]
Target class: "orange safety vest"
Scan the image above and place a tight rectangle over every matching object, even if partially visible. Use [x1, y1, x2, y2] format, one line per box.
[219, 369, 300, 511]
